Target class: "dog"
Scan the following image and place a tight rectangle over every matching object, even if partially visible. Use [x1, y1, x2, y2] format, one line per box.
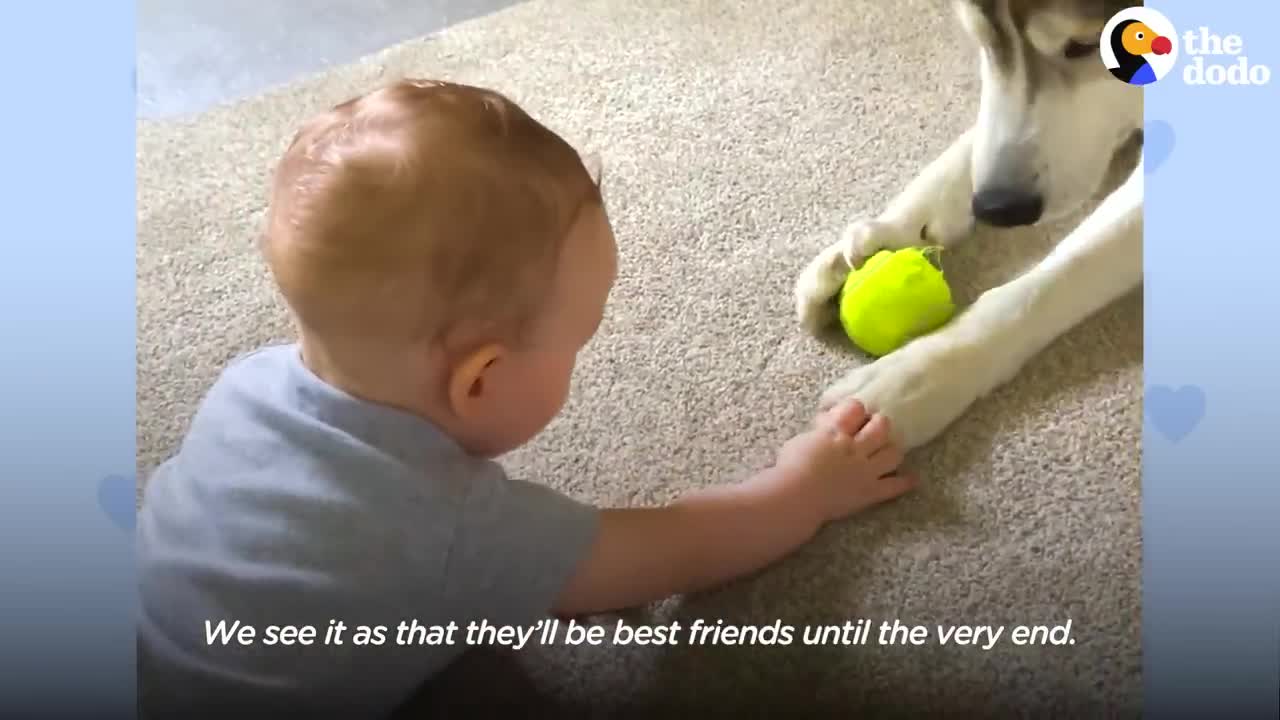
[794, 0, 1146, 449]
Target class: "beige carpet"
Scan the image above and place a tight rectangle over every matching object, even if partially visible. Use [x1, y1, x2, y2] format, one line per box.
[136, 0, 1143, 715]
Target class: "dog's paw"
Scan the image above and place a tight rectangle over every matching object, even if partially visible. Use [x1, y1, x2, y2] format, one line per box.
[819, 338, 989, 450]
[794, 241, 849, 334]
[794, 219, 915, 335]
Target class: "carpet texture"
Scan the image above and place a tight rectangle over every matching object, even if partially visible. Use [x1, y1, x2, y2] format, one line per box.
[136, 0, 1143, 715]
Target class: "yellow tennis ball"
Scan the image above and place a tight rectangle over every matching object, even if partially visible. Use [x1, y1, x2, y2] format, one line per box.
[838, 247, 956, 357]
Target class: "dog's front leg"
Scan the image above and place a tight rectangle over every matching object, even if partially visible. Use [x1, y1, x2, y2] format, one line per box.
[795, 129, 976, 333]
[819, 159, 1144, 449]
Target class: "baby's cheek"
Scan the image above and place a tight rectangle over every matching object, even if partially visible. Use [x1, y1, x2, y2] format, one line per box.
[514, 353, 574, 428]
[547, 353, 577, 410]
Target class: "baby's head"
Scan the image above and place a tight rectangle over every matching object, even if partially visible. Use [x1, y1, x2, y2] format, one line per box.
[261, 79, 615, 457]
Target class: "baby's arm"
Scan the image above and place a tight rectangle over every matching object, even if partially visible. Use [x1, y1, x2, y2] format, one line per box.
[553, 471, 816, 616]
[552, 401, 915, 617]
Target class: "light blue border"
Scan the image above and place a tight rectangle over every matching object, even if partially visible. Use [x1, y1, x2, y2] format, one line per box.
[1144, 2, 1280, 717]
[0, 3, 137, 716]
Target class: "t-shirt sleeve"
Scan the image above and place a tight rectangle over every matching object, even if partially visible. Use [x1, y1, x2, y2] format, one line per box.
[442, 460, 599, 629]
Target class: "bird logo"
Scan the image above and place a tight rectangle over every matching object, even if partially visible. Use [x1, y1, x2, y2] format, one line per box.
[1101, 8, 1178, 86]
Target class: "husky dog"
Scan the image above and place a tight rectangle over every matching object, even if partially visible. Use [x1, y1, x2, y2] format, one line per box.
[795, 0, 1147, 449]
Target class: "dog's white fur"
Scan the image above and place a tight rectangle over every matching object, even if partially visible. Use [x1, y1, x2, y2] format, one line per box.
[795, 0, 1144, 449]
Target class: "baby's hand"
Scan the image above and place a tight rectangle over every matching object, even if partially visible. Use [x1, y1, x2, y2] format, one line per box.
[552, 398, 916, 617]
[772, 399, 916, 525]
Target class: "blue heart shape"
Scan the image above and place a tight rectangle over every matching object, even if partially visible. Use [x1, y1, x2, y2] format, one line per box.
[1143, 120, 1175, 175]
[1145, 384, 1206, 443]
[98, 474, 137, 531]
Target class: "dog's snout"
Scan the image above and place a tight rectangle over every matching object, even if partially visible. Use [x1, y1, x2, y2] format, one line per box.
[972, 188, 1045, 228]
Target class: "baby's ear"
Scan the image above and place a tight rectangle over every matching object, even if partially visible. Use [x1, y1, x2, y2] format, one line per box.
[579, 151, 604, 187]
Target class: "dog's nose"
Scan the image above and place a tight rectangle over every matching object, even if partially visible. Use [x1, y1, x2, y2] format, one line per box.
[972, 188, 1044, 227]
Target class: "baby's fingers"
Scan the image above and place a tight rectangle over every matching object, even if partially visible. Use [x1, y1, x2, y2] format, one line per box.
[854, 414, 893, 454]
[867, 443, 905, 478]
[863, 472, 918, 507]
[816, 399, 869, 436]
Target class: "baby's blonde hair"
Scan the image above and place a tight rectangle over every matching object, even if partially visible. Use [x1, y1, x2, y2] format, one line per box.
[261, 79, 602, 358]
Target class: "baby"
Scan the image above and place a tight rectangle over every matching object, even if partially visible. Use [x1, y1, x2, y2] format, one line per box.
[137, 79, 915, 718]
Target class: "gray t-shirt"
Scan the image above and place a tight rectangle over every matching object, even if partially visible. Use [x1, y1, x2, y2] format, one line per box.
[137, 344, 599, 718]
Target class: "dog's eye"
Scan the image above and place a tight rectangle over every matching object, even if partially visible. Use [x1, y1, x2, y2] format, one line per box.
[1063, 40, 1099, 59]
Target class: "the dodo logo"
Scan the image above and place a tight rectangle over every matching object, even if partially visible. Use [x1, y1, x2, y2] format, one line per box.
[1101, 7, 1177, 86]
